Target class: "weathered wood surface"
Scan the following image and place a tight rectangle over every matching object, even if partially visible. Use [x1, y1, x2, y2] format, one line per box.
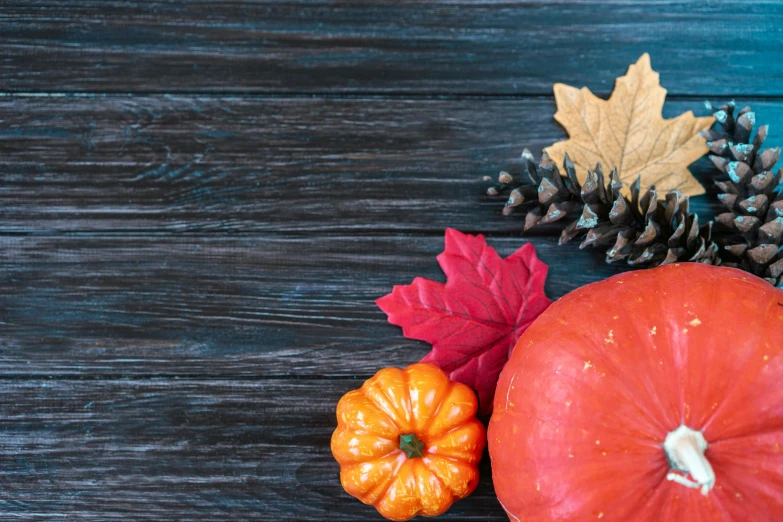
[3, 96, 777, 234]
[3, 0, 782, 519]
[2, 1, 782, 95]
[0, 234, 628, 377]
[0, 378, 505, 520]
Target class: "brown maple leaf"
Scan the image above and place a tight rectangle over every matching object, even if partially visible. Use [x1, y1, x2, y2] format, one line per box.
[545, 54, 714, 197]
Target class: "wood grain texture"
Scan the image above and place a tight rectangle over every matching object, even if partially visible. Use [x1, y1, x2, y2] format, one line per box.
[2, 1, 782, 95]
[0, 234, 628, 377]
[3, 96, 776, 234]
[0, 378, 507, 520]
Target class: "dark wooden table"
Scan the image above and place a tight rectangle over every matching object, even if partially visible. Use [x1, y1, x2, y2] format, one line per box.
[1, 2, 780, 519]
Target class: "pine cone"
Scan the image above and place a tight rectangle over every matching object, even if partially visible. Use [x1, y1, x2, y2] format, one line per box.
[701, 101, 783, 285]
[488, 150, 719, 267]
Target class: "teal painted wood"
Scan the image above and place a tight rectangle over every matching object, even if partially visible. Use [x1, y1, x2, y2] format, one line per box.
[0, 378, 483, 520]
[2, 96, 776, 234]
[0, 234, 628, 377]
[1, 1, 782, 95]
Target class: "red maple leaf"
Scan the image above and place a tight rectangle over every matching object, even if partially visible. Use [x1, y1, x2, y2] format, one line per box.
[376, 228, 551, 415]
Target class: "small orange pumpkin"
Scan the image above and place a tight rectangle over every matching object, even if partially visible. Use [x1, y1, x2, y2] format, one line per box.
[331, 363, 486, 521]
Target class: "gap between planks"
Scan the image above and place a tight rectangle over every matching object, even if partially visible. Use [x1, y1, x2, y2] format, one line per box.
[2, 93, 783, 102]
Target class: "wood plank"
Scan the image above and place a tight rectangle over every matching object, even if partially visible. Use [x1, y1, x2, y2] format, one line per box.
[3, 96, 776, 234]
[0, 234, 628, 377]
[0, 378, 504, 520]
[2, 1, 781, 95]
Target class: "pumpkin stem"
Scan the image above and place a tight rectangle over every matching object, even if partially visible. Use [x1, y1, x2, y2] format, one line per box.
[399, 433, 425, 459]
[663, 425, 715, 495]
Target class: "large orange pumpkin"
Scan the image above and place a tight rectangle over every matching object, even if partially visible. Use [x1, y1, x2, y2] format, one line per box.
[489, 263, 783, 521]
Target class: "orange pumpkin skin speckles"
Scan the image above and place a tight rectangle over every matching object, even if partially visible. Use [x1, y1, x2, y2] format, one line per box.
[331, 363, 486, 521]
[489, 263, 783, 522]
